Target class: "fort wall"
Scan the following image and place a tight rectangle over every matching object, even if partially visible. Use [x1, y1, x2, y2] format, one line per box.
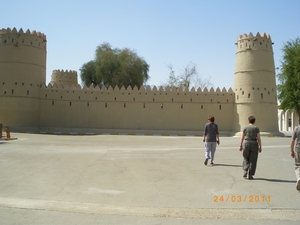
[0, 28, 282, 136]
[38, 85, 235, 133]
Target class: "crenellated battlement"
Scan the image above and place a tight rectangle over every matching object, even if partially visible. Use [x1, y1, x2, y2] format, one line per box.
[0, 27, 47, 50]
[35, 83, 235, 110]
[52, 69, 77, 74]
[50, 69, 78, 87]
[237, 32, 271, 41]
[235, 32, 273, 51]
[43, 83, 233, 93]
[0, 27, 46, 39]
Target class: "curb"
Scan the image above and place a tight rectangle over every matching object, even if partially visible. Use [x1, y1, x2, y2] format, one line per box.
[16, 131, 203, 137]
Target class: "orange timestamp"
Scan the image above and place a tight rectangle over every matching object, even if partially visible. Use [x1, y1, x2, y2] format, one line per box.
[214, 195, 271, 203]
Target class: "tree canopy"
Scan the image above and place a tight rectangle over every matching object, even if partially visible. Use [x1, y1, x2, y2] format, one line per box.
[80, 43, 149, 88]
[80, 60, 97, 87]
[277, 37, 300, 122]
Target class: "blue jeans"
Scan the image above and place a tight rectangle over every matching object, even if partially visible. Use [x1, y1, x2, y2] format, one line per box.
[205, 142, 217, 162]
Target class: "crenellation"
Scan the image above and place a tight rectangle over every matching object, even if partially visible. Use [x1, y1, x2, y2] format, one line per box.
[37, 82, 236, 105]
[0, 27, 46, 39]
[133, 86, 139, 91]
[145, 86, 151, 91]
[92, 85, 99, 91]
[189, 87, 195, 92]
[179, 87, 185, 92]
[0, 29, 46, 50]
[238, 32, 271, 41]
[237, 32, 273, 52]
[152, 86, 158, 91]
[158, 86, 164, 92]
[107, 85, 113, 91]
[202, 87, 208, 92]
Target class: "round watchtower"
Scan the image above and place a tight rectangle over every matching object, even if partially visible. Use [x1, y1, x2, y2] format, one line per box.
[232, 32, 281, 136]
[0, 27, 47, 129]
[50, 69, 78, 87]
[0, 27, 46, 84]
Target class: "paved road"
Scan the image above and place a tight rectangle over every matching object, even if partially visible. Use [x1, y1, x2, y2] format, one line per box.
[0, 133, 299, 224]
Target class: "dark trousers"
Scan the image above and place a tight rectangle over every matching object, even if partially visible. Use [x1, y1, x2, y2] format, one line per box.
[242, 142, 259, 176]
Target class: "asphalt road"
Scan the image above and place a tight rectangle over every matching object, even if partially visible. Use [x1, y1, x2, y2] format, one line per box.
[0, 133, 299, 224]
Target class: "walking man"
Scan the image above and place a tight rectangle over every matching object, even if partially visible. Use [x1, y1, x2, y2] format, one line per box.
[290, 124, 300, 192]
[239, 116, 262, 180]
[203, 115, 220, 166]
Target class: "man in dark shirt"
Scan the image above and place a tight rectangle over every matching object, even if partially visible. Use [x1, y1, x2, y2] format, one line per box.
[239, 116, 262, 180]
[203, 115, 220, 166]
[290, 124, 300, 192]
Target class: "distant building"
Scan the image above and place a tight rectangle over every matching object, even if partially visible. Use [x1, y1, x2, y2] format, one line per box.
[278, 107, 299, 132]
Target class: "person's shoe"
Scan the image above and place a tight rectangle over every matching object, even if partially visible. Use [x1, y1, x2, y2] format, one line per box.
[243, 171, 248, 178]
[296, 179, 300, 191]
[248, 175, 254, 180]
[210, 162, 214, 166]
[204, 158, 208, 165]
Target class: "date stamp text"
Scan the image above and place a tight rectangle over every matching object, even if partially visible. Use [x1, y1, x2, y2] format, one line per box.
[214, 195, 271, 203]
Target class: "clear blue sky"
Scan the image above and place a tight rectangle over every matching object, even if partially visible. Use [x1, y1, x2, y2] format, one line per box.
[2, 0, 299, 89]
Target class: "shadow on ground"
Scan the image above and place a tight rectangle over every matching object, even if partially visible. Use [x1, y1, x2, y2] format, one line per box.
[254, 178, 295, 183]
[213, 164, 242, 168]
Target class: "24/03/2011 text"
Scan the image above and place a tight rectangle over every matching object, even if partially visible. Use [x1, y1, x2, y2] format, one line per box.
[214, 195, 271, 203]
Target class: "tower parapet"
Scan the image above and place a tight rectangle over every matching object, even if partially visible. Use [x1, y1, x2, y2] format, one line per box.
[237, 32, 273, 51]
[0, 27, 46, 38]
[50, 69, 78, 87]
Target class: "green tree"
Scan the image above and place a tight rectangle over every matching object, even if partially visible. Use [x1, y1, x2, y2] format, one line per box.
[79, 60, 97, 87]
[80, 43, 149, 88]
[277, 37, 300, 123]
